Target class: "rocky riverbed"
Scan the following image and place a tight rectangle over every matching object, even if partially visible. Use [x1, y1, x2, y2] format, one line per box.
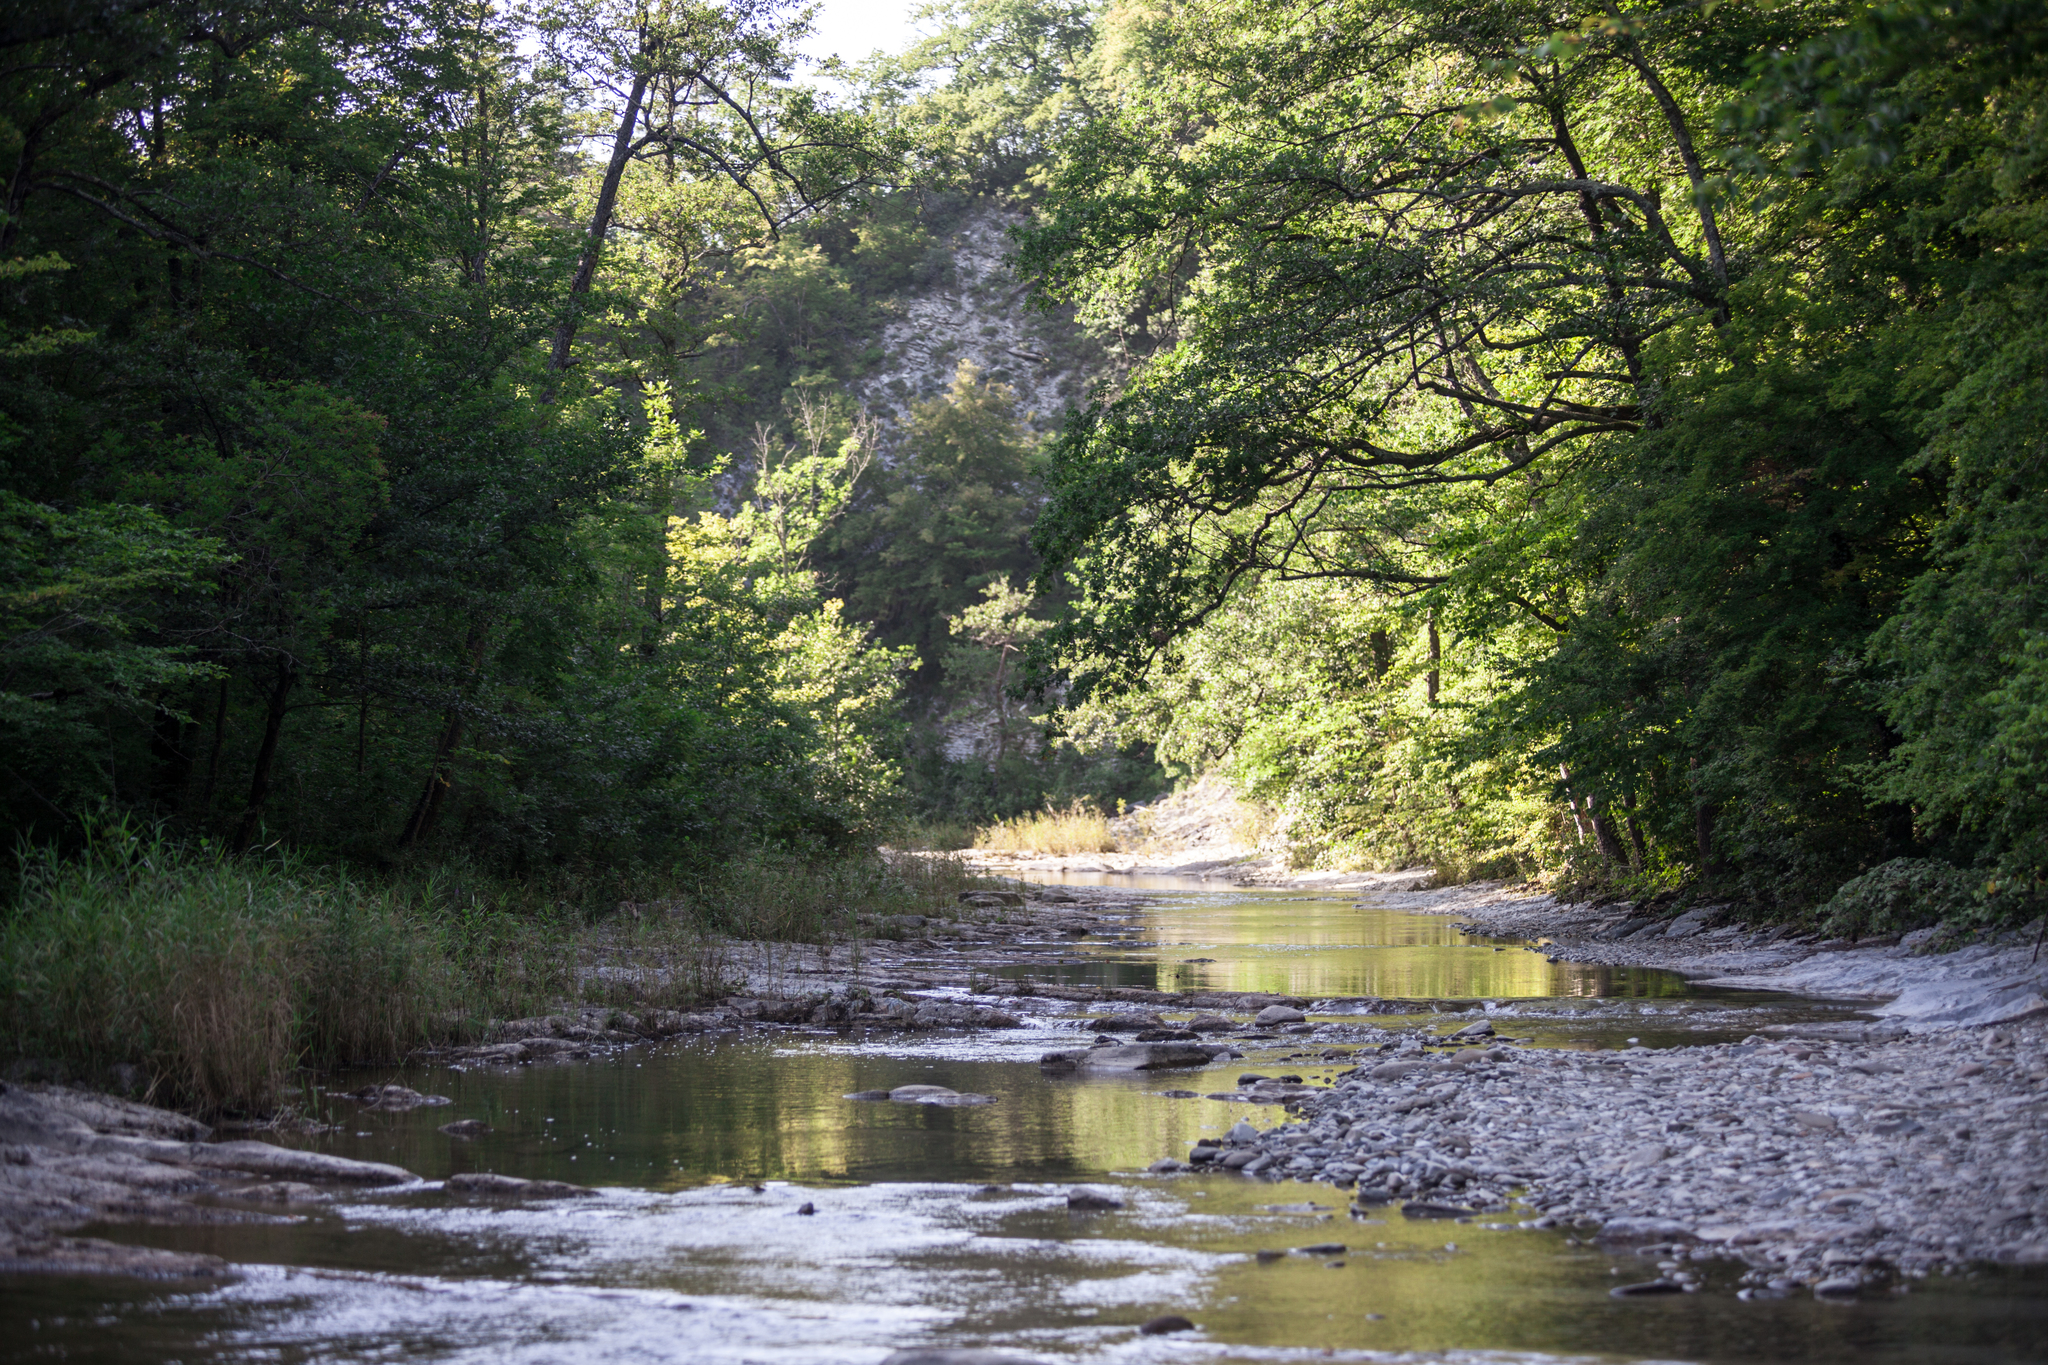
[8, 869, 2048, 1323]
[1144, 1012, 2048, 1295]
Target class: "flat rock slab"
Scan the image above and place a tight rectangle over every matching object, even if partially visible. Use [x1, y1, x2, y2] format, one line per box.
[185, 1141, 416, 1187]
[0, 1236, 240, 1281]
[1040, 1042, 1215, 1072]
[19, 1087, 211, 1142]
[845, 1087, 998, 1106]
[445, 1172, 596, 1199]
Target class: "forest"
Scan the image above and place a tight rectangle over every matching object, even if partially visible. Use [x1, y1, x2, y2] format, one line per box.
[3, 0, 2046, 1099]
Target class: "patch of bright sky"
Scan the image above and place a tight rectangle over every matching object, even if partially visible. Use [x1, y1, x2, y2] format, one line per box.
[796, 0, 929, 67]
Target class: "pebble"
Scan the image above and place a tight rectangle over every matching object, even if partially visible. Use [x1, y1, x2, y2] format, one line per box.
[1149, 1015, 2048, 1283]
[1139, 1314, 1194, 1335]
[1067, 1188, 1124, 1211]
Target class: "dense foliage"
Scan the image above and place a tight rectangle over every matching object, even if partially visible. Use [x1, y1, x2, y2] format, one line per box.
[9, 0, 2045, 940]
[0, 0, 927, 886]
[998, 0, 2048, 922]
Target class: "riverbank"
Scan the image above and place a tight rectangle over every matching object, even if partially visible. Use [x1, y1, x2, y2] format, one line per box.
[7, 873, 2046, 1305]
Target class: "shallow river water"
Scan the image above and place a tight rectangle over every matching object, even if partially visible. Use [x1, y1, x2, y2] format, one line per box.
[13, 883, 2048, 1363]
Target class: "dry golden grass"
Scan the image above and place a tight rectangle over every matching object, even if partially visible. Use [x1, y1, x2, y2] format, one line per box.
[973, 800, 1118, 856]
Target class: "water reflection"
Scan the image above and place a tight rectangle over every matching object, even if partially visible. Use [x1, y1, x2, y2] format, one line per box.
[1000, 887, 1689, 1001]
[276, 1035, 1241, 1191]
[9, 889, 2047, 1364]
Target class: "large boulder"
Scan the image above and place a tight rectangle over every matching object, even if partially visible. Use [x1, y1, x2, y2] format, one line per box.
[1039, 1042, 1214, 1073]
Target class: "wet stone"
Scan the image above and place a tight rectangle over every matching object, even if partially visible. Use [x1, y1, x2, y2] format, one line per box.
[1140, 1314, 1194, 1335]
[445, 1172, 594, 1200]
[1067, 1188, 1124, 1211]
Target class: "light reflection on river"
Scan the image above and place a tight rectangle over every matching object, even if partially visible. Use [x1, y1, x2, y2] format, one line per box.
[992, 883, 1682, 1000]
[8, 882, 2046, 1364]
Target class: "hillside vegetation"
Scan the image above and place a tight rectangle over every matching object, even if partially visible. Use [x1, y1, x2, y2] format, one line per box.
[4, 0, 2047, 1103]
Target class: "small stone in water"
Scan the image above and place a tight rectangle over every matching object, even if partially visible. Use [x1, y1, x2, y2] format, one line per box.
[439, 1119, 491, 1137]
[1254, 1249, 1286, 1263]
[1296, 1242, 1346, 1255]
[1068, 1188, 1125, 1211]
[1140, 1314, 1194, 1335]
[797, 1202, 815, 1215]
[1611, 1280, 1686, 1297]
[1228, 1120, 1260, 1142]
[888, 1085, 958, 1101]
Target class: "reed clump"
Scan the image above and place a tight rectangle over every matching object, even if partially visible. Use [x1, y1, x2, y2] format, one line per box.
[973, 800, 1118, 856]
[0, 825, 994, 1117]
[0, 819, 575, 1115]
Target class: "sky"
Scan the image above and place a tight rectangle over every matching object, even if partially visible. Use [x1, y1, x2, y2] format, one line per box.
[796, 0, 928, 66]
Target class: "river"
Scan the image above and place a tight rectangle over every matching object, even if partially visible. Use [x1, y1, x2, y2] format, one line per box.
[11, 881, 2045, 1363]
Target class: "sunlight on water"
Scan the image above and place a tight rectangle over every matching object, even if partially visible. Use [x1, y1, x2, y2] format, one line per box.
[8, 888, 2045, 1364]
[998, 885, 1688, 1001]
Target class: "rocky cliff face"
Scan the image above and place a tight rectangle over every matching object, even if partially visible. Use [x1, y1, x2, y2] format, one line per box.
[853, 202, 1096, 446]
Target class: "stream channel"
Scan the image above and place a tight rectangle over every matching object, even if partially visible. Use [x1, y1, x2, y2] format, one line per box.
[12, 880, 2047, 1364]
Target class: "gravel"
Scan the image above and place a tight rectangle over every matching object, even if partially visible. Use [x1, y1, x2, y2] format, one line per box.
[1175, 1021, 2048, 1290]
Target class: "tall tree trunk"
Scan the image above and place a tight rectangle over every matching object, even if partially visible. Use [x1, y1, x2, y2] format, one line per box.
[1560, 764, 1587, 845]
[992, 644, 1010, 766]
[545, 67, 651, 384]
[231, 661, 297, 853]
[1425, 612, 1439, 704]
[1623, 793, 1648, 870]
[1689, 757, 1721, 875]
[356, 611, 370, 774]
[202, 676, 230, 809]
[398, 708, 465, 849]
[398, 623, 489, 850]
[149, 695, 193, 811]
[1588, 806, 1628, 868]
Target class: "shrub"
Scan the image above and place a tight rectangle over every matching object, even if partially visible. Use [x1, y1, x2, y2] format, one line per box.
[973, 800, 1116, 855]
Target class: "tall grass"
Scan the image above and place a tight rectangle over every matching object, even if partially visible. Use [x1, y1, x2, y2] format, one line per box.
[0, 819, 576, 1115]
[0, 826, 995, 1117]
[683, 845, 988, 937]
[973, 800, 1118, 856]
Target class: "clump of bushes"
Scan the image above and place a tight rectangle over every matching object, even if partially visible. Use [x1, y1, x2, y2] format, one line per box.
[1815, 857, 1983, 938]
